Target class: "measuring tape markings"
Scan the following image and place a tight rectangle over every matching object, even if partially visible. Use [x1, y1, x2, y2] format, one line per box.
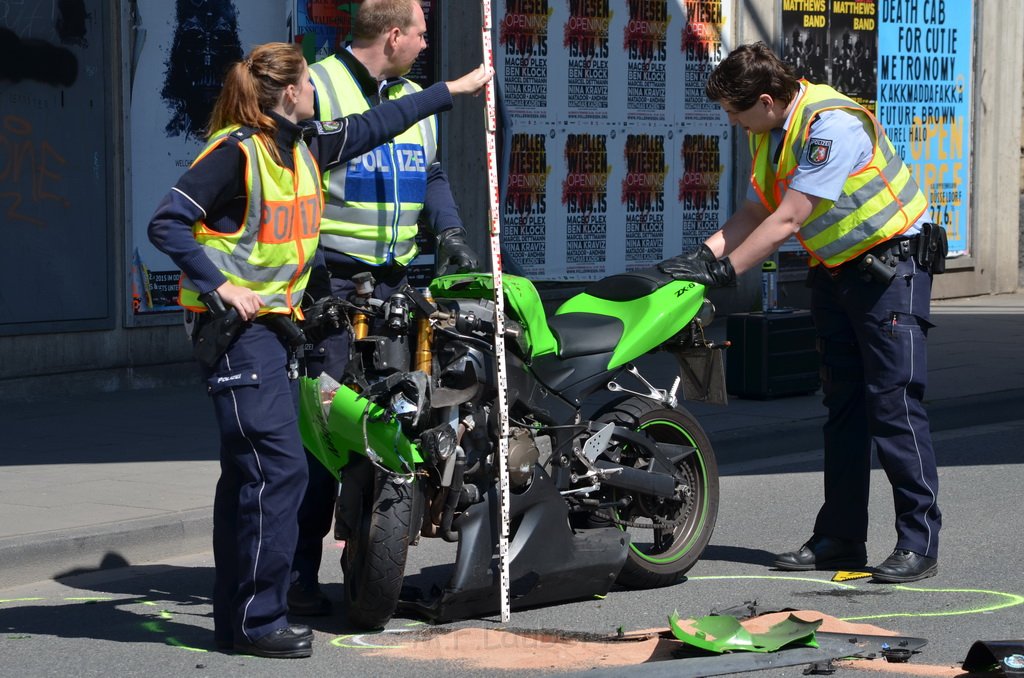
[479, 0, 512, 626]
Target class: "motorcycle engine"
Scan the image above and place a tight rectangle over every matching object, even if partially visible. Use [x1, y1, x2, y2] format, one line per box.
[507, 427, 538, 488]
[507, 427, 552, 488]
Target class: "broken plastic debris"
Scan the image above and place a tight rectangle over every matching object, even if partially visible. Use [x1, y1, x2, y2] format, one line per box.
[668, 612, 821, 654]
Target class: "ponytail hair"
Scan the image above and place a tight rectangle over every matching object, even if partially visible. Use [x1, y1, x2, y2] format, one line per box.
[206, 42, 308, 163]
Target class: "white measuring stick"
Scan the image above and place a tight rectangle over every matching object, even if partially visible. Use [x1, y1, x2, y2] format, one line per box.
[479, 0, 511, 624]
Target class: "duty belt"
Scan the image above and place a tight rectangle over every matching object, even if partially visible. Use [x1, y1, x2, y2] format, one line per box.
[867, 235, 917, 263]
[822, 224, 947, 284]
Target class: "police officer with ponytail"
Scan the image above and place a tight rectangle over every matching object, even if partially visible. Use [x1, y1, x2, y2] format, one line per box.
[148, 42, 489, 657]
[660, 42, 946, 584]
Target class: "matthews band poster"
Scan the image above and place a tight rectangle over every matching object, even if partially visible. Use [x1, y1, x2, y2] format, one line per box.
[781, 0, 972, 256]
[128, 0, 286, 316]
[497, 0, 732, 281]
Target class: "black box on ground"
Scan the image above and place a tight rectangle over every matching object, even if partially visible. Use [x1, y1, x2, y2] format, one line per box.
[725, 310, 821, 399]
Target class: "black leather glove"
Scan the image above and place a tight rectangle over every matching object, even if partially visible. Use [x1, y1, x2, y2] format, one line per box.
[436, 228, 480, 276]
[658, 255, 737, 287]
[659, 243, 716, 271]
[690, 243, 717, 263]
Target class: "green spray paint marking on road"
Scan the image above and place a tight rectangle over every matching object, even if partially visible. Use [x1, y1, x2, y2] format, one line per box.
[689, 575, 1024, 622]
[0, 594, 211, 652]
[331, 633, 405, 650]
[166, 637, 207, 652]
[842, 585, 1024, 621]
[330, 622, 425, 650]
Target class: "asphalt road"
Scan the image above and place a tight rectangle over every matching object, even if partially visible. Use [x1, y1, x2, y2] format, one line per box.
[1, 414, 1022, 678]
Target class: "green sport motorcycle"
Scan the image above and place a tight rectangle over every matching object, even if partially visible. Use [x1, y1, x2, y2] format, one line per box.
[298, 267, 727, 629]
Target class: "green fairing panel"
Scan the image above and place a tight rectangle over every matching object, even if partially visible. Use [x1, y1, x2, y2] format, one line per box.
[429, 273, 559, 358]
[555, 280, 705, 369]
[668, 612, 821, 653]
[298, 376, 421, 478]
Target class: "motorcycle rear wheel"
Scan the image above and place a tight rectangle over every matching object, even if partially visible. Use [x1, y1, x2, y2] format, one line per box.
[340, 457, 414, 629]
[595, 396, 719, 588]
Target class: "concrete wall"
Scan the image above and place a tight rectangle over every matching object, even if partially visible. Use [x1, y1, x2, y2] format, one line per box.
[0, 6, 193, 401]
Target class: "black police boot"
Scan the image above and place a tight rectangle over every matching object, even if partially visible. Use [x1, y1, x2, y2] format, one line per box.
[233, 625, 313, 659]
[287, 582, 333, 616]
[871, 549, 938, 583]
[773, 535, 868, 571]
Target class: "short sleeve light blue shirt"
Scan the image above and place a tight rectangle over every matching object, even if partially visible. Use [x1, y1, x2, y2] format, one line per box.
[747, 87, 929, 232]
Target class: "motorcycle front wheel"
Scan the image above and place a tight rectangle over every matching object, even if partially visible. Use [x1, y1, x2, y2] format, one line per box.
[595, 396, 720, 588]
[339, 456, 414, 629]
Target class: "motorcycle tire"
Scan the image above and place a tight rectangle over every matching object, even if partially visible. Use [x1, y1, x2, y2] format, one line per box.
[340, 456, 414, 629]
[595, 396, 719, 589]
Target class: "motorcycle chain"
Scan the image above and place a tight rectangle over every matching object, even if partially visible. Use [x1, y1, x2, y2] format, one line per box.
[592, 481, 696, 530]
[595, 509, 689, 531]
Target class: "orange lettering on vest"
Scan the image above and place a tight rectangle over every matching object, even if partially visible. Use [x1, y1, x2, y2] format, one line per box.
[259, 200, 295, 244]
[297, 195, 322, 238]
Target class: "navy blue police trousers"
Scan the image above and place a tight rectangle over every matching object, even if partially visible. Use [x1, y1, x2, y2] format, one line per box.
[204, 322, 307, 645]
[808, 256, 942, 559]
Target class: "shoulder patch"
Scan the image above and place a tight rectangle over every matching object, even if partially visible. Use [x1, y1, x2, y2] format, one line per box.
[306, 120, 345, 137]
[807, 138, 832, 165]
[228, 126, 257, 142]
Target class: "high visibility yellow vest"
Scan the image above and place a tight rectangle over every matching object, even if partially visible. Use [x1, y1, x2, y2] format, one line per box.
[179, 126, 323, 318]
[309, 55, 437, 267]
[749, 81, 927, 267]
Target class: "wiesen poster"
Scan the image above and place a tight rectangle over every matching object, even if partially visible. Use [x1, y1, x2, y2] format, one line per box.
[501, 130, 553, 278]
[622, 132, 669, 269]
[625, 0, 670, 121]
[681, 0, 728, 121]
[496, 0, 732, 281]
[498, 0, 557, 122]
[564, 0, 615, 121]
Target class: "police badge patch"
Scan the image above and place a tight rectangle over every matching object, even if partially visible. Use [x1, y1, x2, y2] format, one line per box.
[317, 120, 343, 134]
[807, 138, 832, 165]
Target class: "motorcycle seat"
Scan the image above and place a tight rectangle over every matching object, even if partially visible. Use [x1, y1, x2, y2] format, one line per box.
[547, 312, 623, 358]
[583, 267, 675, 302]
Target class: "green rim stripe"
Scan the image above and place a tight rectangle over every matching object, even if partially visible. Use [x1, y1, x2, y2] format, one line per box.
[620, 418, 709, 564]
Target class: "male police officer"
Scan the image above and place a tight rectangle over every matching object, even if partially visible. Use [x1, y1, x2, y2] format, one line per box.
[291, 0, 480, 614]
[660, 42, 945, 583]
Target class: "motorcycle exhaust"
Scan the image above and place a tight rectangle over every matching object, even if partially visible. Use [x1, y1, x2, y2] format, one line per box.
[593, 460, 678, 499]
